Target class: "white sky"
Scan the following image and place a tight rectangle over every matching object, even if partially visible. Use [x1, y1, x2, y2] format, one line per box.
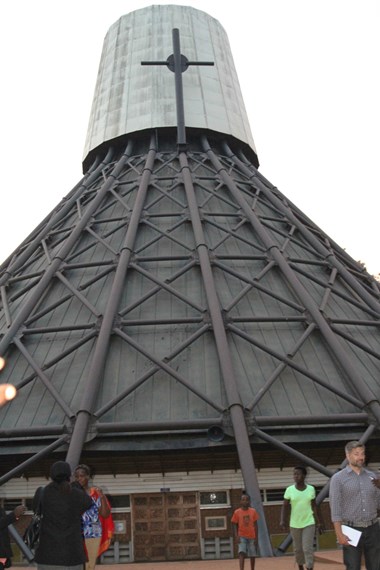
[0, 0, 379, 275]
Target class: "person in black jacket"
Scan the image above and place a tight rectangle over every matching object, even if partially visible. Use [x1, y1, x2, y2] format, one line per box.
[0, 504, 26, 569]
[33, 461, 92, 570]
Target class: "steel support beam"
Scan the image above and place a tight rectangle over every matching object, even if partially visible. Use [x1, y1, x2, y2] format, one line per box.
[222, 143, 380, 314]
[66, 139, 153, 467]
[229, 324, 364, 409]
[0, 150, 112, 287]
[203, 138, 380, 425]
[0, 436, 69, 486]
[97, 418, 223, 433]
[179, 152, 273, 556]
[252, 427, 334, 477]
[0, 147, 123, 357]
[95, 324, 210, 418]
[114, 328, 224, 413]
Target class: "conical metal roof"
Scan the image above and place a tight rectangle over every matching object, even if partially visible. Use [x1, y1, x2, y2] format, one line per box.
[1, 132, 379, 446]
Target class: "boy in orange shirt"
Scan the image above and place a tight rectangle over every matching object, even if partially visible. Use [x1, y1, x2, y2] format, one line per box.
[231, 493, 259, 570]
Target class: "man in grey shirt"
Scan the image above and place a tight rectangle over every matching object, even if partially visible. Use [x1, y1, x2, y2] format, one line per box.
[329, 440, 380, 570]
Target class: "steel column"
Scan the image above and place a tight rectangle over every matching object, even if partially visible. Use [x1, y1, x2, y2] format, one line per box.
[179, 152, 273, 556]
[66, 139, 155, 467]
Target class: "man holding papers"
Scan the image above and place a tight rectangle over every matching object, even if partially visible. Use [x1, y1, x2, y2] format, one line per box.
[329, 441, 380, 570]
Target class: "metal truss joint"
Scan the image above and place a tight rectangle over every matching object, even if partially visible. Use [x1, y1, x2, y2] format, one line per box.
[303, 310, 315, 327]
[244, 410, 257, 435]
[221, 410, 234, 437]
[69, 414, 98, 442]
[112, 315, 122, 329]
[364, 406, 380, 427]
[201, 312, 213, 327]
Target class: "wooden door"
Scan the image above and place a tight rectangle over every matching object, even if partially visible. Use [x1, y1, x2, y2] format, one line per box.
[132, 492, 200, 561]
[166, 491, 199, 560]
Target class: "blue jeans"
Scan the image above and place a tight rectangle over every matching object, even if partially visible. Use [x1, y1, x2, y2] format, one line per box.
[238, 537, 258, 557]
[342, 522, 380, 570]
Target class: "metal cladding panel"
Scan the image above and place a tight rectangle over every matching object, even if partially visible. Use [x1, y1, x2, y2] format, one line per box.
[83, 5, 256, 162]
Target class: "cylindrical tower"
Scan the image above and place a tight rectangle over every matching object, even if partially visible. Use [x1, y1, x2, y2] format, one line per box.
[83, 5, 258, 170]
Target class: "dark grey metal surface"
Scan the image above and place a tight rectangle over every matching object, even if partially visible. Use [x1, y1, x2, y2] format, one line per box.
[0, 134, 379, 440]
[1, 132, 379, 446]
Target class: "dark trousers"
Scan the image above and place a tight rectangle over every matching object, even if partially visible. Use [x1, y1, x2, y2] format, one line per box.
[343, 522, 380, 570]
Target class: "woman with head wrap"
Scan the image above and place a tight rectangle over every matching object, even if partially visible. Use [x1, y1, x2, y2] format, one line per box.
[73, 464, 114, 570]
[33, 461, 93, 570]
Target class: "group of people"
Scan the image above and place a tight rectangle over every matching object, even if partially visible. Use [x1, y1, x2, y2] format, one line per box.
[231, 440, 380, 570]
[0, 440, 379, 570]
[0, 461, 113, 570]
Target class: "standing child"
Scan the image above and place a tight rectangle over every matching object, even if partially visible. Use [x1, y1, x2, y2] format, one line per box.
[231, 493, 259, 570]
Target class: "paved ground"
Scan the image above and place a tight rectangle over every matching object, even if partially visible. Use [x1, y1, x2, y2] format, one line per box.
[95, 550, 347, 569]
[16, 550, 348, 569]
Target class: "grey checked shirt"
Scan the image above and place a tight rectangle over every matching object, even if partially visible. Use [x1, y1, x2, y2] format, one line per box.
[329, 465, 380, 523]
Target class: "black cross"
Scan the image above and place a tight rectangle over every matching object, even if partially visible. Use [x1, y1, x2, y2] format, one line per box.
[141, 28, 214, 150]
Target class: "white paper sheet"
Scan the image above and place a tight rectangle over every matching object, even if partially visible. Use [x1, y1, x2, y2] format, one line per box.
[341, 525, 362, 547]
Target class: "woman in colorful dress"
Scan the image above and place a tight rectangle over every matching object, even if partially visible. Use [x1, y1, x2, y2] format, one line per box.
[74, 464, 114, 570]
